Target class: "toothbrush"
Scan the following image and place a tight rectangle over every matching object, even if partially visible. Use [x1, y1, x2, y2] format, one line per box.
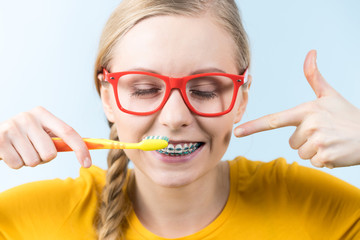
[52, 136, 169, 152]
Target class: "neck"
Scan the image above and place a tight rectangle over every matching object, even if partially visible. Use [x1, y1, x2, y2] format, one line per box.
[129, 162, 230, 238]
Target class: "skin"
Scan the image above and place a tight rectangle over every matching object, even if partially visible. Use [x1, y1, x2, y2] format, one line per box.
[235, 50, 360, 168]
[0, 8, 360, 240]
[101, 15, 248, 187]
[100, 15, 249, 237]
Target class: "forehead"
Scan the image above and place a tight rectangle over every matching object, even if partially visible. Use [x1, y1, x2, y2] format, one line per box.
[111, 15, 238, 75]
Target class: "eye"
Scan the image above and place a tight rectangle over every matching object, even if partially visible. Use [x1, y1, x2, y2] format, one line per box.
[118, 74, 165, 99]
[189, 89, 217, 100]
[130, 83, 163, 98]
[187, 79, 220, 100]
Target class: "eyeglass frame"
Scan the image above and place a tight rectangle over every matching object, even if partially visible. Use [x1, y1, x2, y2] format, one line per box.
[101, 68, 248, 117]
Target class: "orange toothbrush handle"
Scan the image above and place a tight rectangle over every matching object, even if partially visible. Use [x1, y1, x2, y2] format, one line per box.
[52, 138, 105, 152]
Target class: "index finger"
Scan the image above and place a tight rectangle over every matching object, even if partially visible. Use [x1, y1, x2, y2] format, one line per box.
[32, 107, 92, 167]
[234, 104, 307, 137]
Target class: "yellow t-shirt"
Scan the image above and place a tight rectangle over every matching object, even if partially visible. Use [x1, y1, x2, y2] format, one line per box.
[1, 157, 359, 240]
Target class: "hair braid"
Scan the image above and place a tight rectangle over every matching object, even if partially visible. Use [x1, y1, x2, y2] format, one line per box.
[97, 123, 132, 240]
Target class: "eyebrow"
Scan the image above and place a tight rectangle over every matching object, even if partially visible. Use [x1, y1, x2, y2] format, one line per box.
[125, 67, 227, 75]
[127, 67, 159, 74]
[190, 68, 226, 75]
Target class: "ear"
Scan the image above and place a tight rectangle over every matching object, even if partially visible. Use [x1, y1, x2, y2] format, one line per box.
[98, 73, 116, 123]
[233, 74, 252, 124]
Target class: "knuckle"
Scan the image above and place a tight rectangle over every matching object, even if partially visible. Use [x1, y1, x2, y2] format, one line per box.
[10, 163, 23, 169]
[27, 161, 40, 168]
[41, 151, 57, 162]
[304, 118, 320, 132]
[0, 132, 6, 145]
[314, 154, 325, 164]
[1, 120, 22, 140]
[267, 115, 279, 129]
[12, 162, 24, 169]
[1, 120, 18, 135]
[288, 137, 298, 150]
[31, 106, 47, 114]
[318, 150, 334, 164]
[304, 127, 317, 138]
[17, 112, 31, 122]
[18, 112, 38, 126]
[303, 119, 321, 136]
[309, 102, 320, 112]
[312, 150, 333, 167]
[61, 125, 76, 137]
[303, 101, 320, 113]
[4, 158, 24, 169]
[310, 159, 324, 168]
[298, 149, 307, 160]
[310, 134, 325, 149]
[25, 156, 41, 167]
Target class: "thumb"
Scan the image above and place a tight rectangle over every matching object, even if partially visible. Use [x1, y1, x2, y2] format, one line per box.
[304, 50, 338, 98]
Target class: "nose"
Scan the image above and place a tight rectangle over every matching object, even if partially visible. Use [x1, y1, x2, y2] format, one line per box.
[158, 89, 193, 130]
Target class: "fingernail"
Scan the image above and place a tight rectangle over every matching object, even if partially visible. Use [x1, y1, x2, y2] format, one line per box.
[325, 163, 334, 169]
[235, 128, 245, 137]
[83, 157, 92, 168]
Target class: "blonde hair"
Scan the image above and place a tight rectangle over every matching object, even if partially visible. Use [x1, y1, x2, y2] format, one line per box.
[94, 0, 250, 239]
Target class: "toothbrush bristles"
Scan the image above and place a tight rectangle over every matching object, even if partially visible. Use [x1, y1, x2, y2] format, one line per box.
[143, 136, 169, 142]
[138, 135, 169, 151]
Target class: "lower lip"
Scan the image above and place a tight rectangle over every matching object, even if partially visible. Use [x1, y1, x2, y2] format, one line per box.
[151, 144, 204, 164]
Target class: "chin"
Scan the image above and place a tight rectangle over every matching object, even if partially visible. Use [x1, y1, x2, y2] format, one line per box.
[150, 170, 199, 188]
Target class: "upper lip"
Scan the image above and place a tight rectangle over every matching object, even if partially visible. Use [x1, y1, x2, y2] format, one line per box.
[142, 136, 205, 144]
[168, 140, 204, 144]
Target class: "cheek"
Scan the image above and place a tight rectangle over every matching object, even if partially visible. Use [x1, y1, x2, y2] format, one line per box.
[201, 116, 234, 148]
[213, 119, 234, 160]
[216, 122, 233, 151]
[112, 111, 156, 142]
[223, 130, 232, 146]
[214, 112, 238, 149]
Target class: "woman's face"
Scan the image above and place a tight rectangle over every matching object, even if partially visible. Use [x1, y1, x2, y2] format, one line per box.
[101, 15, 248, 187]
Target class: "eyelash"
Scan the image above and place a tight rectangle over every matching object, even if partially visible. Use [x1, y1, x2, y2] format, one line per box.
[189, 90, 217, 99]
[131, 88, 161, 97]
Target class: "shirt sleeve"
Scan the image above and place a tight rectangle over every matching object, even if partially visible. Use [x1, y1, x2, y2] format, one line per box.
[285, 161, 360, 239]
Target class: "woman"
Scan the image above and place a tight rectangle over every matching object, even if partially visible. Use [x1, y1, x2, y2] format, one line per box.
[1, 0, 359, 239]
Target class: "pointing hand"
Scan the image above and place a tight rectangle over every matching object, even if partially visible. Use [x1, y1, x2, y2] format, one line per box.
[234, 50, 360, 168]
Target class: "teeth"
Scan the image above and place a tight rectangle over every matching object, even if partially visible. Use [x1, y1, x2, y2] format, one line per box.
[167, 144, 175, 154]
[175, 144, 182, 154]
[157, 142, 202, 156]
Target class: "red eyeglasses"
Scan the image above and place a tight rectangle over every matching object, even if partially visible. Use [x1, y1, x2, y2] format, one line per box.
[102, 68, 248, 117]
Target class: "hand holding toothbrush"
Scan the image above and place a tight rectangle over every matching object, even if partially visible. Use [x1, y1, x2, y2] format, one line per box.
[0, 107, 93, 168]
[0, 107, 168, 169]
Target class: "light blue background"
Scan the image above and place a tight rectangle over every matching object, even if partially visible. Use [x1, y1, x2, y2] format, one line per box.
[0, 0, 359, 192]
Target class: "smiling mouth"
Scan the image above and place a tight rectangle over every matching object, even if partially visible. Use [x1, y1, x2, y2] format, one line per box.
[156, 142, 204, 156]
